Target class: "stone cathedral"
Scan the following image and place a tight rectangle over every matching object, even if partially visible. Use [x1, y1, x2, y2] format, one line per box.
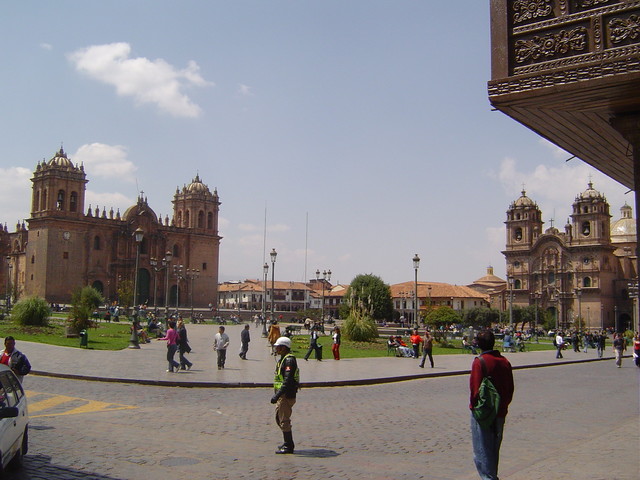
[0, 147, 221, 309]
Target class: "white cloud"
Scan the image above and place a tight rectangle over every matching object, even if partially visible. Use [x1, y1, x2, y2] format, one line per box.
[238, 84, 253, 96]
[268, 223, 290, 233]
[39, 43, 52, 51]
[73, 143, 137, 182]
[238, 234, 264, 247]
[68, 42, 213, 118]
[85, 191, 134, 215]
[238, 223, 259, 232]
[0, 167, 31, 224]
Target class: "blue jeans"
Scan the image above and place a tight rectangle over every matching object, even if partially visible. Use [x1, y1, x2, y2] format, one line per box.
[470, 413, 505, 480]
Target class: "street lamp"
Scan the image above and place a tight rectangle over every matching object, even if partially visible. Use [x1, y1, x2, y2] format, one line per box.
[185, 268, 200, 319]
[270, 248, 277, 322]
[262, 262, 269, 337]
[150, 253, 171, 310]
[163, 251, 173, 317]
[173, 264, 184, 314]
[413, 254, 420, 327]
[575, 287, 582, 330]
[132, 227, 144, 309]
[507, 276, 514, 330]
[5, 256, 12, 314]
[316, 269, 331, 324]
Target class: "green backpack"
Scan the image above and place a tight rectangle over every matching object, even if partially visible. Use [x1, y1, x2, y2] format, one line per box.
[472, 355, 501, 429]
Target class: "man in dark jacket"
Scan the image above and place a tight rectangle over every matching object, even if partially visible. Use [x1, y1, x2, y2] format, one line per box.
[270, 336, 300, 454]
[239, 324, 250, 360]
[469, 330, 514, 480]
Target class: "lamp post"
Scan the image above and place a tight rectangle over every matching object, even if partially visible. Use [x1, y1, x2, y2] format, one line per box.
[508, 276, 515, 328]
[262, 262, 269, 337]
[413, 254, 420, 327]
[5, 256, 12, 314]
[270, 248, 277, 322]
[173, 264, 184, 314]
[132, 227, 144, 309]
[575, 287, 582, 330]
[315, 269, 331, 324]
[163, 251, 173, 317]
[150, 252, 171, 310]
[185, 268, 200, 320]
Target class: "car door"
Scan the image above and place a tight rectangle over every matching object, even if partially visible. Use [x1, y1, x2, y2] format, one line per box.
[0, 370, 26, 468]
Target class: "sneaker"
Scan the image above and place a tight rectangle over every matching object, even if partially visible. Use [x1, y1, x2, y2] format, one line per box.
[166, 369, 173, 373]
[187, 364, 192, 370]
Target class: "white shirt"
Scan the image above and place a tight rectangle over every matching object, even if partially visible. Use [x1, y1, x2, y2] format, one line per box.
[214, 332, 230, 350]
[555, 334, 564, 346]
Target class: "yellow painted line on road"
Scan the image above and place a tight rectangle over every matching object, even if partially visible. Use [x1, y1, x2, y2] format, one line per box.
[24, 390, 137, 418]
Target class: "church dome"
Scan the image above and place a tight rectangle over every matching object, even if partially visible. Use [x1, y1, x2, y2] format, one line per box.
[577, 181, 605, 201]
[47, 147, 74, 168]
[512, 190, 535, 207]
[611, 203, 636, 243]
[185, 174, 211, 194]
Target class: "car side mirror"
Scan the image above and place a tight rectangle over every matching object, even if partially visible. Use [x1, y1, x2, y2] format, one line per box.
[0, 406, 19, 419]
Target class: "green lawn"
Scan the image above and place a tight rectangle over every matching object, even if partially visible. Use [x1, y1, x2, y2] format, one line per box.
[0, 319, 132, 350]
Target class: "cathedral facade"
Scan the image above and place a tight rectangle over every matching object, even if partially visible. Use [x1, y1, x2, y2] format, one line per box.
[1, 148, 221, 309]
[504, 183, 637, 332]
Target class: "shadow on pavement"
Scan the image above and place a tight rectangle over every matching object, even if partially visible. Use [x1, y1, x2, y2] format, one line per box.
[4, 455, 123, 480]
[293, 449, 340, 458]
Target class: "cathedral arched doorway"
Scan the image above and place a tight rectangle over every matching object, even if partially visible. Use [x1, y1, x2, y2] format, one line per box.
[137, 268, 151, 306]
[92, 281, 104, 295]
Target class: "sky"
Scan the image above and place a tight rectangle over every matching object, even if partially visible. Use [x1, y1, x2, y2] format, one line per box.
[0, 1, 634, 288]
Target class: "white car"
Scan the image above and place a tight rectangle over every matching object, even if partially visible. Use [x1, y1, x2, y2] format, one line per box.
[0, 364, 28, 473]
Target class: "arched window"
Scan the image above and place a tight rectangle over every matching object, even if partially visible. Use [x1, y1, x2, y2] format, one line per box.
[57, 190, 65, 210]
[92, 281, 104, 294]
[514, 227, 523, 241]
[34, 191, 40, 212]
[173, 244, 180, 258]
[31, 255, 35, 264]
[42, 189, 47, 210]
[207, 212, 213, 229]
[198, 210, 204, 228]
[582, 221, 590, 236]
[176, 211, 182, 227]
[583, 277, 592, 288]
[514, 279, 522, 289]
[547, 272, 556, 284]
[70, 192, 78, 212]
[94, 236, 101, 250]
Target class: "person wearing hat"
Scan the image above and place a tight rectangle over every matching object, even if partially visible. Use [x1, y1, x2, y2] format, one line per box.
[270, 336, 300, 454]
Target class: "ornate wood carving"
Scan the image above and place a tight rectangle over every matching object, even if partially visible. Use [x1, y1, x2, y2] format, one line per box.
[513, 0, 554, 24]
[515, 27, 588, 63]
[609, 13, 640, 43]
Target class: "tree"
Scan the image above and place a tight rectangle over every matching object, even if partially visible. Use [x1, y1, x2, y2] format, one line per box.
[344, 274, 393, 321]
[424, 306, 461, 343]
[11, 296, 51, 326]
[117, 279, 134, 310]
[69, 286, 104, 332]
[462, 307, 500, 329]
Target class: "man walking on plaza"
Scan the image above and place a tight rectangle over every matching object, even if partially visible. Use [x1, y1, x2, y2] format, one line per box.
[469, 330, 514, 480]
[419, 328, 434, 368]
[213, 326, 230, 370]
[239, 324, 250, 360]
[613, 333, 626, 367]
[555, 331, 565, 359]
[270, 336, 300, 454]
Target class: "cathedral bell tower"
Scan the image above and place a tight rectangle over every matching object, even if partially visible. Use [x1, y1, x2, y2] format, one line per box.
[570, 181, 611, 246]
[30, 147, 87, 220]
[172, 174, 220, 233]
[505, 190, 543, 252]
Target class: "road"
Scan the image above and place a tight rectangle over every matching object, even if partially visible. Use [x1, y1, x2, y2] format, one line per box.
[4, 360, 639, 480]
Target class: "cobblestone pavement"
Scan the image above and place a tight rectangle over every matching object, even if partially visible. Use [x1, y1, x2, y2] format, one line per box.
[3, 358, 638, 480]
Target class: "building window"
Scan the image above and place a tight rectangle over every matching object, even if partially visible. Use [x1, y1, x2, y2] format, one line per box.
[42, 189, 48, 210]
[582, 221, 590, 236]
[202, 262, 207, 271]
[514, 279, 522, 289]
[94, 236, 101, 250]
[34, 191, 40, 212]
[198, 210, 204, 228]
[63, 252, 69, 259]
[583, 277, 592, 288]
[207, 212, 213, 229]
[31, 255, 35, 264]
[173, 244, 180, 258]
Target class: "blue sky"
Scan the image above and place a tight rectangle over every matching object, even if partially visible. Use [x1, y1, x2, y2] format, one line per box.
[0, 1, 633, 287]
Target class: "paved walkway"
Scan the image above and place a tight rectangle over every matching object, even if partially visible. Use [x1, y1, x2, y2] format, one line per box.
[23, 323, 622, 387]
